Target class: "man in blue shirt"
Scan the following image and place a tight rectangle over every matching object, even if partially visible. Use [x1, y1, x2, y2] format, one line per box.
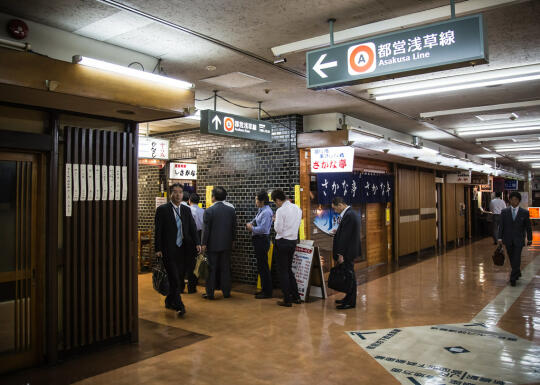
[246, 190, 273, 299]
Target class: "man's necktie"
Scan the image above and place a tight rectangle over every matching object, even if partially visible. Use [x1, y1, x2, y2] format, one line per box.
[512, 208, 517, 221]
[174, 207, 183, 247]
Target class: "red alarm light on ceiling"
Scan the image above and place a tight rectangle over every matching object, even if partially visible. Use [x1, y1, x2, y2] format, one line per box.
[7, 19, 29, 40]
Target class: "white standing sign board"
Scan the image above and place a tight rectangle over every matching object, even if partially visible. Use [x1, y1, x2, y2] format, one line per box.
[292, 243, 326, 301]
[139, 137, 169, 160]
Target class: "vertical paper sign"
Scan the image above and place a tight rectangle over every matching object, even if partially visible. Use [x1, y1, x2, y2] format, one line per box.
[87, 164, 94, 201]
[73, 163, 80, 201]
[291, 244, 315, 302]
[115, 166, 121, 201]
[121, 166, 128, 201]
[94, 165, 101, 201]
[65, 163, 72, 217]
[80, 164, 87, 201]
[101, 165, 108, 201]
[108, 165, 114, 201]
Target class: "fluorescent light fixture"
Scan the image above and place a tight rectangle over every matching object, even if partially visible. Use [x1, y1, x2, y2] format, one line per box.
[495, 146, 540, 152]
[530, 164, 540, 168]
[455, 119, 540, 132]
[458, 126, 540, 136]
[184, 109, 201, 120]
[517, 158, 540, 162]
[420, 100, 540, 118]
[72, 55, 193, 89]
[349, 128, 384, 140]
[389, 138, 416, 148]
[481, 147, 492, 152]
[369, 64, 540, 100]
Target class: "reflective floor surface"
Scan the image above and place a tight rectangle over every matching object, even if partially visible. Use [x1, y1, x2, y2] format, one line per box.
[10, 235, 540, 385]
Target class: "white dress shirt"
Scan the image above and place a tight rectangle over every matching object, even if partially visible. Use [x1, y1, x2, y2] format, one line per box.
[274, 200, 302, 240]
[489, 198, 506, 214]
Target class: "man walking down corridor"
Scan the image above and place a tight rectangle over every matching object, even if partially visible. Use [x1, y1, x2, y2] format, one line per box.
[498, 191, 532, 287]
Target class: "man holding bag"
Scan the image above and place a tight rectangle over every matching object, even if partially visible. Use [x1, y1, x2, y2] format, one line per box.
[331, 197, 360, 310]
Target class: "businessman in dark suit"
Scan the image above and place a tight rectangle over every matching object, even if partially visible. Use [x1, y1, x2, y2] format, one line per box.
[155, 183, 201, 315]
[331, 197, 360, 309]
[202, 186, 236, 299]
[498, 191, 532, 286]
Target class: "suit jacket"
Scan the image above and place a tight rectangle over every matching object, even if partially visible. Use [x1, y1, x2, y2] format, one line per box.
[155, 202, 200, 257]
[498, 206, 532, 247]
[202, 201, 237, 252]
[332, 208, 361, 262]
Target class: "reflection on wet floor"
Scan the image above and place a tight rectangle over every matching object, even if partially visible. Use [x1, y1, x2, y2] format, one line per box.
[5, 235, 540, 385]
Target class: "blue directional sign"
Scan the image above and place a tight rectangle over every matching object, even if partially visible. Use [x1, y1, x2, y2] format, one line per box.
[306, 15, 487, 89]
[200, 110, 272, 142]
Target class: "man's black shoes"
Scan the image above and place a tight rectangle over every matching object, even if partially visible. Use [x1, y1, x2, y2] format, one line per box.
[255, 293, 272, 299]
[202, 293, 215, 300]
[277, 301, 292, 307]
[510, 280, 516, 287]
[336, 303, 355, 310]
[335, 298, 345, 304]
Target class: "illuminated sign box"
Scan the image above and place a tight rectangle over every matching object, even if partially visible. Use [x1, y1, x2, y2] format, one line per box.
[307, 14, 487, 89]
[311, 146, 354, 173]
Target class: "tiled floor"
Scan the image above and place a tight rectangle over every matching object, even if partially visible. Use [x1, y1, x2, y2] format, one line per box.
[17, 235, 540, 385]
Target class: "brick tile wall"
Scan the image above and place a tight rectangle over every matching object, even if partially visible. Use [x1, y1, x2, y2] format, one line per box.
[137, 114, 302, 284]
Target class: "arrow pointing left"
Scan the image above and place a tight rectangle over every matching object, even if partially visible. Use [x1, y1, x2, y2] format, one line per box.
[313, 53, 338, 78]
[212, 114, 221, 130]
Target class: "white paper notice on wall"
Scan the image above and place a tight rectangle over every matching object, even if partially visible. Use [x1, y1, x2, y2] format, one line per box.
[122, 166, 128, 201]
[65, 163, 72, 217]
[102, 165, 108, 201]
[80, 164, 87, 201]
[73, 163, 80, 201]
[115, 166, 121, 201]
[108, 165, 114, 201]
[94, 165, 101, 201]
[87, 164, 94, 201]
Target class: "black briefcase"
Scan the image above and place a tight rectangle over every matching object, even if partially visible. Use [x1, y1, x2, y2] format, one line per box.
[492, 245, 505, 266]
[328, 263, 353, 293]
[152, 254, 169, 296]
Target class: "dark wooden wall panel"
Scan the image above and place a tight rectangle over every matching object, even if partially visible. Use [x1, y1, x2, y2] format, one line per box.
[398, 168, 419, 256]
[62, 127, 136, 353]
[445, 183, 457, 243]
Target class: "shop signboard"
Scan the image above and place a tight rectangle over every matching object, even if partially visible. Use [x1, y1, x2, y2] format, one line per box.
[155, 196, 167, 209]
[504, 179, 518, 191]
[529, 207, 540, 220]
[200, 110, 272, 142]
[479, 175, 493, 192]
[446, 172, 471, 183]
[139, 137, 169, 160]
[311, 146, 354, 173]
[170, 162, 197, 180]
[471, 174, 488, 185]
[291, 243, 326, 301]
[306, 15, 486, 89]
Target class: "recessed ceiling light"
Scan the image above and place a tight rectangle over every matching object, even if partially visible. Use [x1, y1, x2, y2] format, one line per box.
[206, 65, 217, 71]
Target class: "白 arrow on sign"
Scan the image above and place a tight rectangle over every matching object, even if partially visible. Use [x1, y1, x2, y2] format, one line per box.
[313, 54, 337, 78]
[211, 114, 221, 130]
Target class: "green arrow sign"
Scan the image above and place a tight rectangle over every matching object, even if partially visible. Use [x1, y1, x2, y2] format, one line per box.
[200, 110, 272, 142]
[306, 15, 487, 89]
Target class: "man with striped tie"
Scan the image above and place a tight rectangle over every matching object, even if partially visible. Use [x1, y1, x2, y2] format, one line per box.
[155, 183, 201, 315]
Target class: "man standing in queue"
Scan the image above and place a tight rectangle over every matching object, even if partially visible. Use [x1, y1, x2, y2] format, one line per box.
[202, 186, 236, 299]
[271, 189, 302, 307]
[155, 183, 201, 315]
[246, 190, 273, 299]
[498, 191, 532, 287]
[331, 197, 360, 309]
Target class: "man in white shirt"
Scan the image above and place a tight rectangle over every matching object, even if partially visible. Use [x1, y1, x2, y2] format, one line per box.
[271, 189, 302, 307]
[489, 192, 507, 244]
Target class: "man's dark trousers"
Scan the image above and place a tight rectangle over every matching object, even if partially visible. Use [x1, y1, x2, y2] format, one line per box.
[341, 260, 357, 306]
[163, 244, 186, 307]
[505, 242, 523, 282]
[182, 239, 198, 292]
[253, 235, 272, 297]
[206, 250, 232, 297]
[275, 238, 299, 302]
